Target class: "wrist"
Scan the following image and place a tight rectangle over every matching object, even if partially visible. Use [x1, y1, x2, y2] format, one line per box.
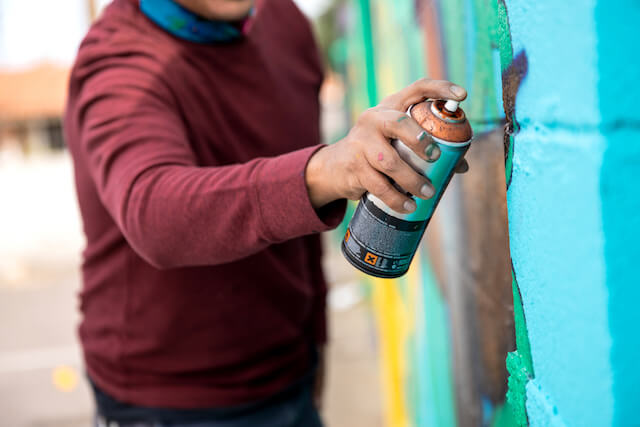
[306, 145, 338, 209]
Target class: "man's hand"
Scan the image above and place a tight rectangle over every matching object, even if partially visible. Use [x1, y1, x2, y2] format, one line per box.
[306, 78, 468, 212]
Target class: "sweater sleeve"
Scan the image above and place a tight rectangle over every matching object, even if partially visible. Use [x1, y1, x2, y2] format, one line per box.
[70, 65, 345, 269]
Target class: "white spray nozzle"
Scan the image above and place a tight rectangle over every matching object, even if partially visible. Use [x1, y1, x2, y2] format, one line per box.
[444, 100, 459, 112]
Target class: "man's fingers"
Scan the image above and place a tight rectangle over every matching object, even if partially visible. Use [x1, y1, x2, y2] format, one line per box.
[363, 135, 435, 200]
[360, 167, 417, 213]
[376, 110, 440, 163]
[455, 158, 469, 174]
[380, 78, 467, 112]
[425, 142, 441, 162]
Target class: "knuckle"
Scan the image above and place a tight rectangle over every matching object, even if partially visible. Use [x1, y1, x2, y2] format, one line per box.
[344, 159, 358, 176]
[369, 181, 389, 197]
[358, 108, 377, 124]
[401, 176, 423, 197]
[412, 77, 433, 92]
[381, 92, 401, 106]
[379, 154, 399, 173]
[382, 118, 399, 134]
[371, 180, 390, 197]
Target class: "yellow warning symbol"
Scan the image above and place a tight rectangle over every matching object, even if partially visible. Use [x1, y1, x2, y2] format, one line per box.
[345, 229, 350, 242]
[364, 252, 378, 266]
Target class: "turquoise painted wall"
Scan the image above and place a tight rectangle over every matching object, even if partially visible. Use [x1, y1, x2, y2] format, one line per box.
[505, 0, 640, 425]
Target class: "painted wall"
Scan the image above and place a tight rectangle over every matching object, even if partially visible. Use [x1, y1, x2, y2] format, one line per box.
[504, 0, 640, 425]
[333, 0, 640, 425]
[335, 0, 511, 425]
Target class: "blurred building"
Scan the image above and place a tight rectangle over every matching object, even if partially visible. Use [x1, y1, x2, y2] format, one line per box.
[0, 0, 328, 154]
[0, 64, 69, 152]
[0, 0, 99, 153]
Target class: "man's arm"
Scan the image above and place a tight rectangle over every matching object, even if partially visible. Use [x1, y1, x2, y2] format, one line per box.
[69, 65, 344, 269]
[70, 65, 466, 269]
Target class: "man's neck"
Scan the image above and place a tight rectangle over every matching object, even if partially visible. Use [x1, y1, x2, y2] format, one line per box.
[139, 0, 254, 43]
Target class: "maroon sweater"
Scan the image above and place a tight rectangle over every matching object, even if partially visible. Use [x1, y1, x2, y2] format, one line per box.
[64, 0, 345, 408]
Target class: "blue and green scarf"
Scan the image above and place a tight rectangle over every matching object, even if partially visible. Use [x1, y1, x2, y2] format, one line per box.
[140, 0, 255, 43]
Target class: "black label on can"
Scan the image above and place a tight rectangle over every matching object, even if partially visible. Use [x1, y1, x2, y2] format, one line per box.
[341, 198, 427, 278]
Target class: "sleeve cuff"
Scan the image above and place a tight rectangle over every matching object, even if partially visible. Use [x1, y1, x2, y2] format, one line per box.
[254, 144, 347, 242]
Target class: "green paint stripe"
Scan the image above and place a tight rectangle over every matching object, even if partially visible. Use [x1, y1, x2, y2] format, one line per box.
[492, 2, 534, 425]
[358, 0, 378, 106]
[496, 0, 514, 72]
[468, 0, 500, 126]
[439, 0, 467, 84]
[511, 268, 534, 375]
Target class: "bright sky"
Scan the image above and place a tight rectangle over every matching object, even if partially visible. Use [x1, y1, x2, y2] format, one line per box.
[0, 0, 330, 69]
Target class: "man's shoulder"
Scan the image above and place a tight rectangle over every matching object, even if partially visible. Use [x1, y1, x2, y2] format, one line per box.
[255, 0, 323, 74]
[73, 0, 180, 81]
[259, 0, 316, 43]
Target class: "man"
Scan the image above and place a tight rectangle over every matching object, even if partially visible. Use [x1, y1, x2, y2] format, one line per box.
[64, 0, 468, 425]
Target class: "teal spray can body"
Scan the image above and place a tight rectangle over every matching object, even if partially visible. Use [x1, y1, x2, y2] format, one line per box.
[341, 99, 473, 278]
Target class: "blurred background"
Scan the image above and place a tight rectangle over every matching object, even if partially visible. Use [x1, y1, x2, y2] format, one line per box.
[1, 1, 380, 426]
[2, 1, 640, 427]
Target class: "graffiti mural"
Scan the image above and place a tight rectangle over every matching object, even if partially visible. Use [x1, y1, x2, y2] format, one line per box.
[334, 0, 515, 425]
[331, 0, 640, 425]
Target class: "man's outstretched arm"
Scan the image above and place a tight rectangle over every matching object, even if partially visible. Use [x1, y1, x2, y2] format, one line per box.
[69, 63, 466, 269]
[69, 64, 345, 269]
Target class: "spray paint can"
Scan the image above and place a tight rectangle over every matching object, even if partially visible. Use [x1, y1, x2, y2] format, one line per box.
[341, 99, 473, 278]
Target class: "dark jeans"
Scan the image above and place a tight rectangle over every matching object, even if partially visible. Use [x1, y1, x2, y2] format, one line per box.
[91, 375, 322, 427]
[94, 388, 322, 427]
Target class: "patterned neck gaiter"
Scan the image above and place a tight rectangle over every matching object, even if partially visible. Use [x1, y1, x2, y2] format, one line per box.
[139, 0, 255, 43]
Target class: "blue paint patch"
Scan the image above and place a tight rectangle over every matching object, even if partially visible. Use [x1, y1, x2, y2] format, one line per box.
[596, 3, 640, 422]
[525, 379, 567, 427]
[504, 0, 621, 424]
[599, 127, 640, 426]
[506, 122, 613, 426]
[505, 0, 600, 126]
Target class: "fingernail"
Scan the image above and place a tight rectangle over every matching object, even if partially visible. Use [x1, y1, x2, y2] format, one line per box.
[425, 143, 440, 162]
[450, 85, 465, 98]
[417, 130, 430, 142]
[420, 184, 434, 198]
[403, 199, 417, 212]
